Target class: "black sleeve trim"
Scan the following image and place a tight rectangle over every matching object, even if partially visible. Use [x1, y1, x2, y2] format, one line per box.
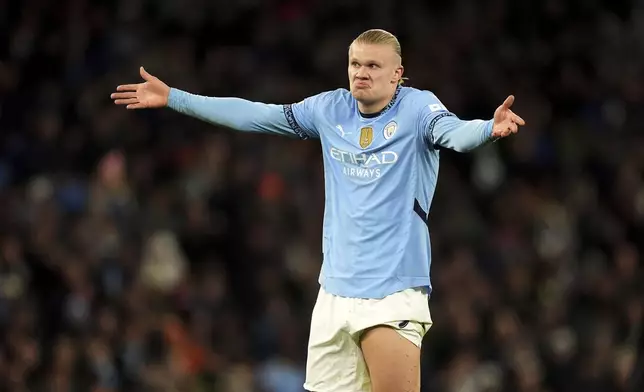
[427, 112, 455, 146]
[283, 104, 310, 140]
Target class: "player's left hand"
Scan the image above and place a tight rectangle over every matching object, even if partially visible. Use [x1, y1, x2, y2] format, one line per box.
[492, 95, 526, 138]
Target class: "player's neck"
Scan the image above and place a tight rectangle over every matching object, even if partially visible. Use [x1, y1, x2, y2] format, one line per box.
[357, 86, 399, 117]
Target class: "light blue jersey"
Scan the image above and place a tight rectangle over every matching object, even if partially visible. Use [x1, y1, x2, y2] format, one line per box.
[168, 85, 494, 299]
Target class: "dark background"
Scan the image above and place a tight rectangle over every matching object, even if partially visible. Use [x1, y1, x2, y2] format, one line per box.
[0, 0, 643, 391]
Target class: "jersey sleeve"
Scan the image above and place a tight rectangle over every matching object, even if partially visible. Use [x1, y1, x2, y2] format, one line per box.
[284, 91, 332, 139]
[167, 88, 321, 139]
[416, 91, 496, 152]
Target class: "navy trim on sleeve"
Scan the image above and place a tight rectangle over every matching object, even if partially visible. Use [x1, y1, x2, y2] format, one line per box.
[427, 112, 455, 135]
[427, 112, 455, 148]
[283, 104, 310, 140]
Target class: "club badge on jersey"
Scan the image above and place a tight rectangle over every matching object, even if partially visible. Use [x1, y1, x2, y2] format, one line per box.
[383, 121, 397, 140]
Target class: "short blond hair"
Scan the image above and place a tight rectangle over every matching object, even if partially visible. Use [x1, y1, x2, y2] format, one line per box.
[353, 29, 402, 57]
[351, 29, 406, 84]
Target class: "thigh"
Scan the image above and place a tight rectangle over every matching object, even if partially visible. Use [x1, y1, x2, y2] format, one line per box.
[360, 325, 421, 392]
[305, 328, 371, 392]
[304, 289, 371, 392]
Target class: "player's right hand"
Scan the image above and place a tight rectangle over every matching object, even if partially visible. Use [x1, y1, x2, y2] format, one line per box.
[110, 66, 170, 109]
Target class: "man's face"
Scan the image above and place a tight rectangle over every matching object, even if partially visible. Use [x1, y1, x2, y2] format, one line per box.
[348, 42, 403, 107]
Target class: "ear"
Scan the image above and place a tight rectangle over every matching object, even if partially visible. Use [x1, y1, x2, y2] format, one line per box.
[392, 65, 404, 84]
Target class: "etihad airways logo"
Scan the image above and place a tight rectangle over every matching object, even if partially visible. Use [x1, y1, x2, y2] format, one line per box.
[329, 147, 398, 166]
[329, 147, 399, 179]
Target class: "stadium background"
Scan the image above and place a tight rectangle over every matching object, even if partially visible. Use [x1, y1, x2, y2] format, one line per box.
[0, 0, 643, 391]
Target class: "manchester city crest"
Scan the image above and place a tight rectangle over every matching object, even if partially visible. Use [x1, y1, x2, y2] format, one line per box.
[383, 121, 397, 140]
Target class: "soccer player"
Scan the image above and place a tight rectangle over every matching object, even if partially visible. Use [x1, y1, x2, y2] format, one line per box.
[111, 29, 525, 392]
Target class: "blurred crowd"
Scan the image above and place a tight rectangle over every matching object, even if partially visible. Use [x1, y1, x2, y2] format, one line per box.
[1, 0, 643, 391]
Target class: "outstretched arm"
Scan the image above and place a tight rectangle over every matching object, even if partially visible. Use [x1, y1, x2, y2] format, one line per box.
[167, 89, 307, 138]
[429, 115, 494, 152]
[111, 67, 317, 139]
[419, 93, 526, 152]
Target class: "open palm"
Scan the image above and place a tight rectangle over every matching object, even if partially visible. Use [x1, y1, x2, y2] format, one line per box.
[110, 67, 170, 109]
[492, 95, 526, 138]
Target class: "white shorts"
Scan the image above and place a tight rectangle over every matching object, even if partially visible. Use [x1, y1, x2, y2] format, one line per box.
[303, 286, 433, 392]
